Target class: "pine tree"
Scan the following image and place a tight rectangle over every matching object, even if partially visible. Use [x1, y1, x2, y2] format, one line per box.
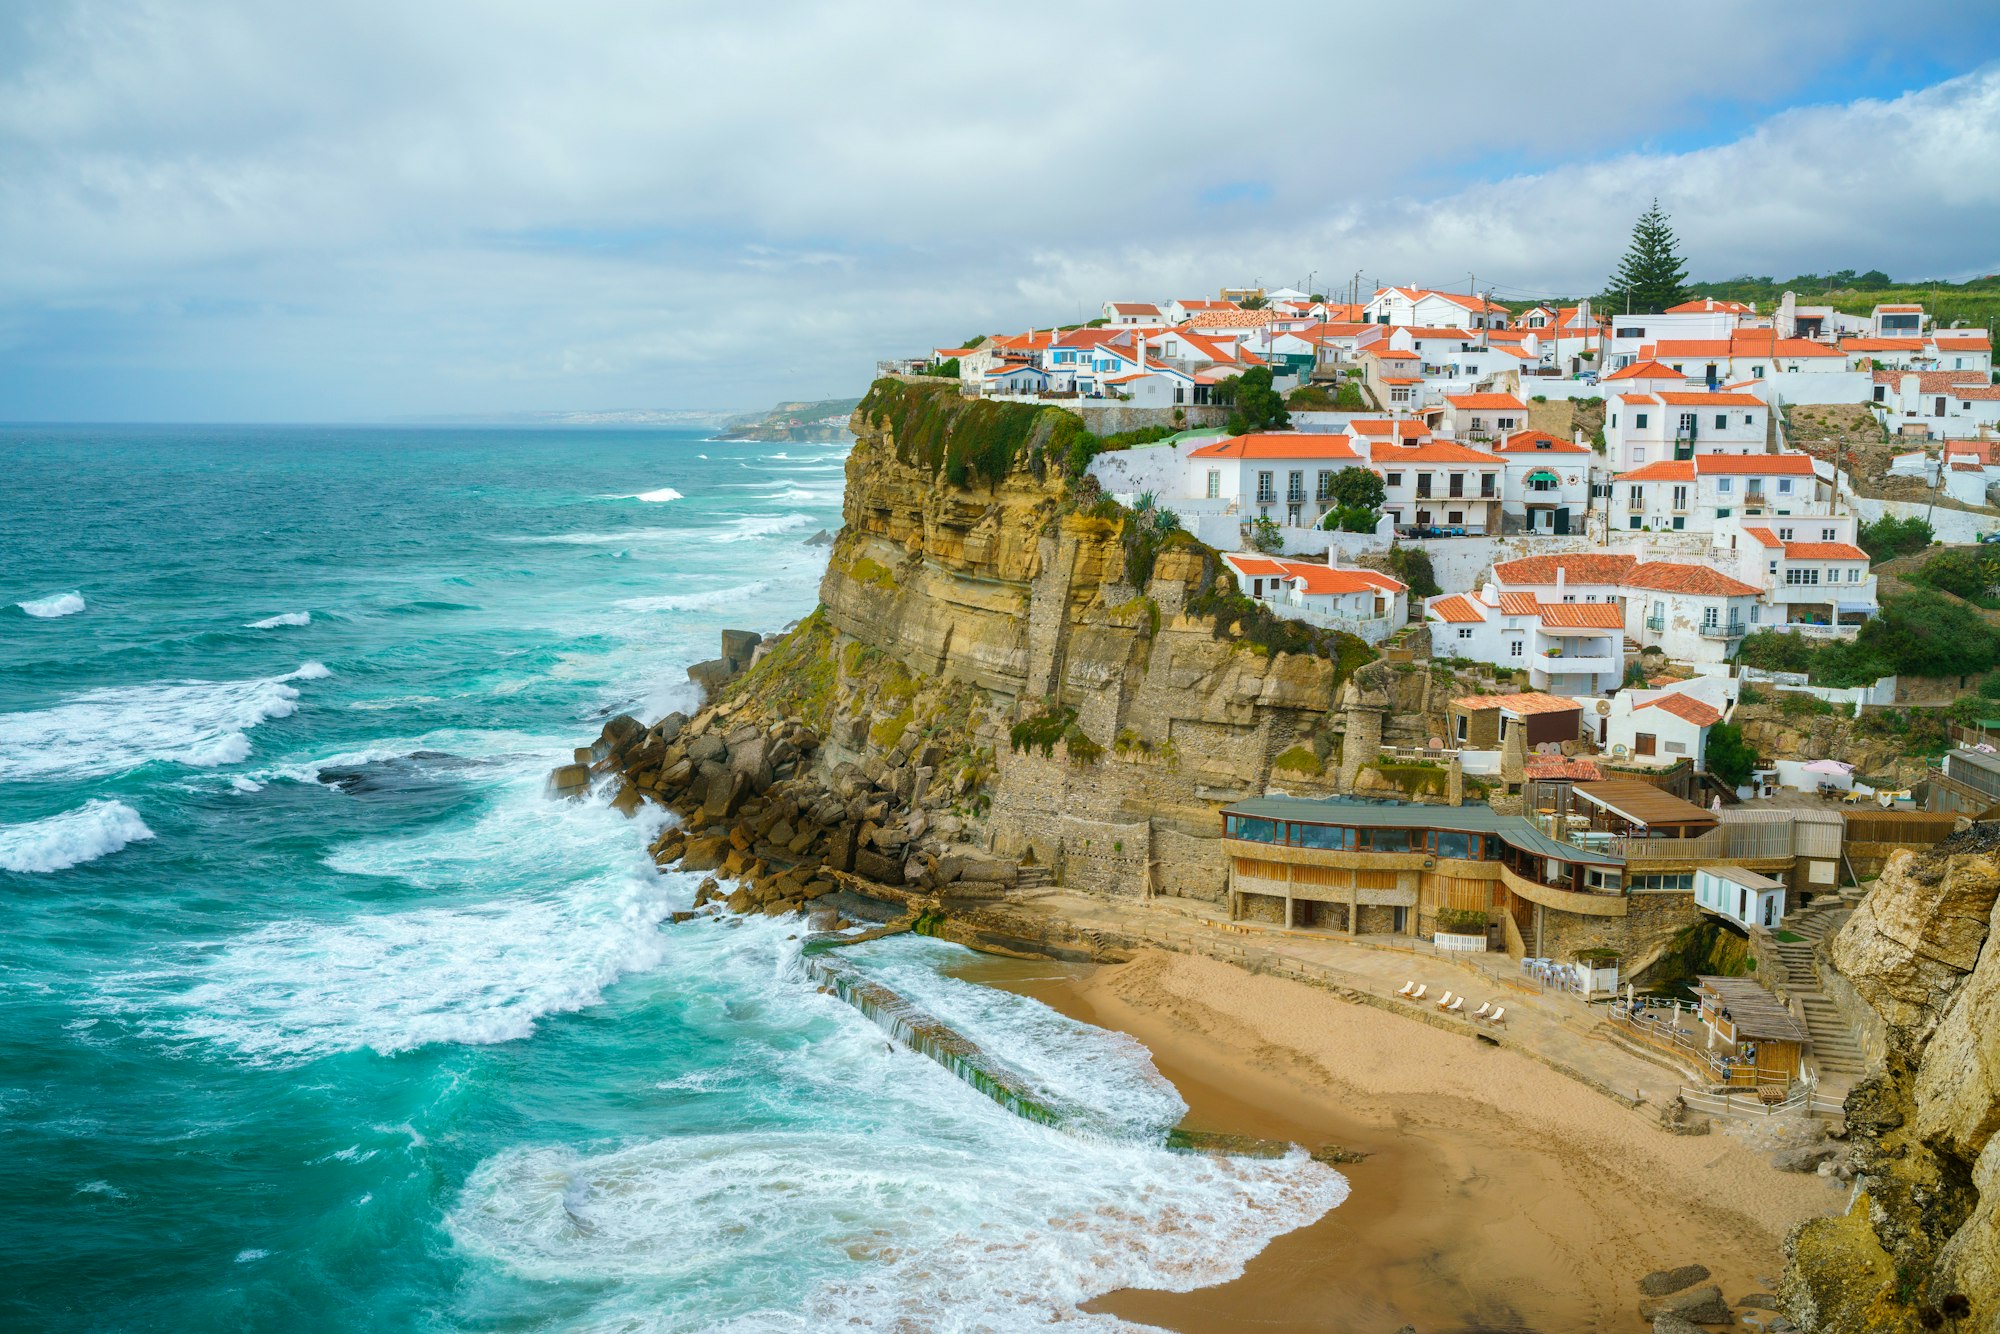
[1603, 200, 1692, 314]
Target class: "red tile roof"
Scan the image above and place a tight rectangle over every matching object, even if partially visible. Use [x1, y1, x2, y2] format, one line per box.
[1665, 298, 1754, 315]
[1187, 432, 1363, 460]
[1604, 359, 1687, 381]
[1782, 542, 1868, 561]
[1624, 561, 1762, 597]
[1350, 419, 1429, 438]
[1524, 755, 1605, 782]
[1841, 338, 1925, 352]
[1453, 691, 1578, 715]
[1695, 453, 1817, 476]
[1617, 460, 1696, 482]
[1367, 440, 1503, 465]
[1742, 526, 1782, 547]
[1496, 591, 1540, 615]
[1429, 595, 1486, 624]
[1494, 430, 1590, 454]
[1492, 553, 1637, 585]
[1639, 692, 1723, 727]
[1282, 564, 1407, 596]
[1537, 602, 1625, 628]
[1873, 368, 1993, 391]
[1446, 393, 1527, 410]
[1655, 392, 1766, 407]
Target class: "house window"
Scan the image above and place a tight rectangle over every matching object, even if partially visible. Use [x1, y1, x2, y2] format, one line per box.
[1316, 470, 1335, 501]
[1635, 413, 1649, 429]
[1671, 485, 1688, 509]
[1458, 628, 1474, 640]
[1715, 508, 1731, 519]
[1751, 605, 1761, 623]
[1779, 526, 1794, 540]
[1470, 417, 1485, 432]
[1287, 470, 1305, 503]
[1391, 388, 1412, 403]
[1873, 385, 1886, 402]
[1633, 448, 1646, 463]
[1385, 472, 1403, 487]
[1715, 414, 1727, 429]
[1480, 473, 1496, 498]
[1417, 473, 1433, 498]
[1778, 478, 1793, 494]
[1785, 567, 1821, 586]
[1448, 472, 1465, 498]
[1205, 469, 1220, 499]
[1509, 640, 1523, 657]
[1679, 413, 1696, 436]
[1447, 511, 1464, 525]
[1256, 471, 1274, 503]
[1752, 366, 1764, 378]
[1822, 527, 1836, 540]
[1847, 567, 1861, 581]
[1716, 478, 1733, 493]
[1703, 605, 1719, 628]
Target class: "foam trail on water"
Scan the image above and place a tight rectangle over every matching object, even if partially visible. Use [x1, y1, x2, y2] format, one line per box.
[0, 664, 331, 782]
[19, 591, 85, 618]
[0, 800, 155, 873]
[245, 611, 311, 629]
[617, 487, 683, 503]
[712, 513, 812, 543]
[616, 581, 772, 614]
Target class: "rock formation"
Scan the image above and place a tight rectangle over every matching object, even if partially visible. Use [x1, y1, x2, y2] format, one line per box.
[593, 378, 1376, 906]
[1780, 825, 2000, 1330]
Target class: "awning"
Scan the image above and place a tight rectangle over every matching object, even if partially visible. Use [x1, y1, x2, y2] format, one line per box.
[1526, 469, 1560, 484]
[1837, 602, 1874, 613]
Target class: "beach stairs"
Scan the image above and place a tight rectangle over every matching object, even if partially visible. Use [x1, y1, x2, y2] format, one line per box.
[1773, 900, 1869, 1084]
[1013, 864, 1053, 891]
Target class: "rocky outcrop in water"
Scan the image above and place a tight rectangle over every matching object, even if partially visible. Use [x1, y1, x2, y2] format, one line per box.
[1779, 825, 2000, 1330]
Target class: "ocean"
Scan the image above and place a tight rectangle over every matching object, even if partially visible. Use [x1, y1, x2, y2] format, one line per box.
[0, 424, 1341, 1331]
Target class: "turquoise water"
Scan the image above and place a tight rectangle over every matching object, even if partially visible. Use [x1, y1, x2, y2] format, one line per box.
[0, 426, 1341, 1331]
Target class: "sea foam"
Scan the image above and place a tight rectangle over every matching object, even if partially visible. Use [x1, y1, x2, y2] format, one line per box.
[619, 487, 684, 503]
[0, 664, 330, 782]
[18, 591, 85, 618]
[447, 929, 1347, 1330]
[246, 611, 311, 629]
[0, 800, 155, 873]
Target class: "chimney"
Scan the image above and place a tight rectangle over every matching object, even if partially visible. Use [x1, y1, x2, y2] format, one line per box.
[1556, 565, 1567, 592]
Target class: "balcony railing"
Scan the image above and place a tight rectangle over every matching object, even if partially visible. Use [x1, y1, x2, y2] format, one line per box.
[1700, 621, 1747, 640]
[1645, 615, 1665, 632]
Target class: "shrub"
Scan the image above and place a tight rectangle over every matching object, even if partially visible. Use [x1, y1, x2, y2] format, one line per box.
[1913, 548, 2000, 602]
[1436, 908, 1488, 934]
[1705, 722, 1757, 786]
[1386, 544, 1441, 598]
[1778, 693, 1836, 718]
[1856, 590, 2000, 677]
[1249, 514, 1283, 553]
[1857, 514, 1934, 563]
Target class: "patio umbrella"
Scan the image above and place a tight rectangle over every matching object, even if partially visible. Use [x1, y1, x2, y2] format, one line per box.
[1803, 759, 1852, 775]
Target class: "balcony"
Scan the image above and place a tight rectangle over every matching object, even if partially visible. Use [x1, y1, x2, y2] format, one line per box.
[1645, 615, 1665, 633]
[1534, 652, 1621, 678]
[1699, 621, 1747, 640]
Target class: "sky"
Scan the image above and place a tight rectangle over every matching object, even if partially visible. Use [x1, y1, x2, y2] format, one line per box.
[2, 2, 1999, 422]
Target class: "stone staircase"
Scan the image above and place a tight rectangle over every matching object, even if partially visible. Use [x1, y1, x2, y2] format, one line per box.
[1773, 898, 1869, 1083]
[1013, 864, 1052, 890]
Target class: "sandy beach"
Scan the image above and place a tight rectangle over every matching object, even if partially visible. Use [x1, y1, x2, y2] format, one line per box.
[971, 948, 1841, 1333]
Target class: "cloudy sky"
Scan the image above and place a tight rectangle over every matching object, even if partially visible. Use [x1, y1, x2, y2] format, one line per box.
[3, 2, 1998, 421]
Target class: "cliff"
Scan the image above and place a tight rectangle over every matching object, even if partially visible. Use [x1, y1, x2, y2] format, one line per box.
[1780, 825, 2000, 1330]
[721, 397, 860, 443]
[588, 378, 1374, 908]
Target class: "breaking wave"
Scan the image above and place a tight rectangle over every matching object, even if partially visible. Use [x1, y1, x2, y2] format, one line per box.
[245, 611, 311, 629]
[0, 800, 155, 873]
[19, 591, 85, 618]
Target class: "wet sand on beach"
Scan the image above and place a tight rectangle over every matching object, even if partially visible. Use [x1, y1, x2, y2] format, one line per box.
[965, 948, 1836, 1333]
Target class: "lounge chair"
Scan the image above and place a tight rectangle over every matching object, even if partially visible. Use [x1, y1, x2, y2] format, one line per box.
[1409, 984, 1427, 1001]
[1445, 995, 1465, 1014]
[1487, 1006, 1506, 1026]
[1470, 1000, 1490, 1018]
[1434, 991, 1455, 1010]
[1395, 980, 1416, 997]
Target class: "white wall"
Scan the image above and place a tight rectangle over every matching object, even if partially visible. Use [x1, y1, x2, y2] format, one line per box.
[1847, 493, 1999, 543]
[1766, 369, 1872, 405]
[1088, 436, 1225, 499]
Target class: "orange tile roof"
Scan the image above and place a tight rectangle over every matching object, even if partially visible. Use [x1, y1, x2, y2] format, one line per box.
[1429, 595, 1486, 624]
[1380, 376, 1423, 385]
[1665, 298, 1755, 315]
[1187, 432, 1362, 460]
[1617, 460, 1696, 482]
[1453, 691, 1578, 715]
[1222, 554, 1286, 577]
[1281, 563, 1407, 596]
[1639, 692, 1723, 727]
[1618, 393, 1661, 405]
[1782, 542, 1868, 561]
[1642, 340, 1732, 358]
[1492, 553, 1637, 585]
[1368, 440, 1503, 465]
[1742, 526, 1782, 547]
[1109, 303, 1160, 314]
[1604, 359, 1687, 381]
[1494, 430, 1589, 454]
[1695, 453, 1817, 476]
[1446, 393, 1527, 410]
[1368, 349, 1422, 361]
[1524, 755, 1604, 782]
[1537, 602, 1625, 628]
[1841, 338, 1925, 352]
[1496, 591, 1540, 615]
[1931, 332, 1991, 350]
[1873, 368, 1992, 391]
[1876, 304, 1924, 312]
[1655, 392, 1766, 407]
[1350, 419, 1428, 438]
[1624, 561, 1761, 597]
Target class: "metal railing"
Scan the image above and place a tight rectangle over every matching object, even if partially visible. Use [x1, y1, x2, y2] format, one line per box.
[1699, 622, 1746, 639]
[1609, 1006, 1790, 1090]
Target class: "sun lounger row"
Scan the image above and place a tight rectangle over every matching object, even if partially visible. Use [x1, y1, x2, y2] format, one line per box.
[1394, 980, 1504, 1026]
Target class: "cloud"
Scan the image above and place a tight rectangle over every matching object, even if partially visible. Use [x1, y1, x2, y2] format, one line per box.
[0, 4, 1994, 417]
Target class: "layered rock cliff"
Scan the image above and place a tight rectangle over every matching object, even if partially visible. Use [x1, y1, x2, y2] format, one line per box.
[601, 378, 1374, 906]
[1781, 826, 2000, 1330]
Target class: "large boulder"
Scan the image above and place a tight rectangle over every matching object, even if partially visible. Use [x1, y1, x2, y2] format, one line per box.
[1638, 1285, 1731, 1325]
[1833, 844, 2000, 1047]
[687, 658, 734, 694]
[720, 629, 763, 672]
[1637, 1265, 1711, 1297]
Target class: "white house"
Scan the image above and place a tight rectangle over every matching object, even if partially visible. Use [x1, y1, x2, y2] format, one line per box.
[1605, 682, 1725, 768]
[1223, 555, 1408, 642]
[1604, 389, 1769, 471]
[1364, 287, 1511, 330]
[1424, 590, 1624, 695]
[1641, 333, 1847, 384]
[1440, 392, 1528, 442]
[1730, 522, 1877, 633]
[1492, 430, 1593, 534]
[1695, 866, 1786, 931]
[1366, 438, 1505, 535]
[1102, 301, 1164, 326]
[1943, 441, 2000, 507]
[1185, 432, 1367, 528]
[1871, 370, 2000, 437]
[1625, 561, 1763, 663]
[1164, 298, 1238, 324]
[1616, 452, 1825, 534]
